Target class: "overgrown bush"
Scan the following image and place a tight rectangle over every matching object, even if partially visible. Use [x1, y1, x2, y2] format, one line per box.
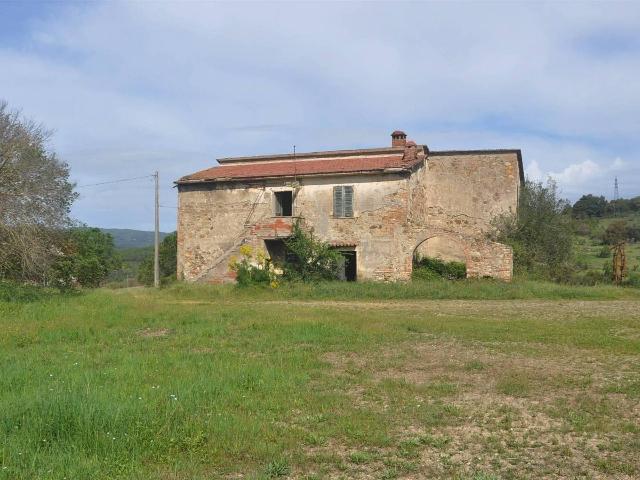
[597, 246, 611, 258]
[569, 269, 608, 286]
[601, 220, 640, 245]
[51, 227, 121, 289]
[413, 256, 466, 280]
[573, 221, 593, 237]
[625, 272, 640, 288]
[0, 281, 49, 302]
[282, 222, 342, 282]
[228, 245, 278, 287]
[492, 179, 574, 281]
[602, 220, 629, 245]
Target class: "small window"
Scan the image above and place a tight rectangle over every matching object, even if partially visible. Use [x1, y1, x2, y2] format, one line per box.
[275, 191, 293, 217]
[333, 185, 354, 217]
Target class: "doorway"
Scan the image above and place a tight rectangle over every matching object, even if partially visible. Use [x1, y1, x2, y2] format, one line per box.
[338, 250, 357, 281]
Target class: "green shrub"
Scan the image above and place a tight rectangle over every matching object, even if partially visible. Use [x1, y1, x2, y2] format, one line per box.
[493, 179, 574, 281]
[0, 281, 48, 302]
[624, 272, 640, 288]
[229, 245, 279, 288]
[51, 227, 121, 289]
[569, 269, 607, 286]
[602, 220, 629, 245]
[597, 246, 611, 258]
[413, 256, 466, 280]
[282, 221, 342, 282]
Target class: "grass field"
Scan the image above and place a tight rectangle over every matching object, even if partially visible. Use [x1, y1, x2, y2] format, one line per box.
[1, 281, 639, 479]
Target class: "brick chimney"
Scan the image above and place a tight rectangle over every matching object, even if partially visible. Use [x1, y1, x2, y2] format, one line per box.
[391, 130, 407, 148]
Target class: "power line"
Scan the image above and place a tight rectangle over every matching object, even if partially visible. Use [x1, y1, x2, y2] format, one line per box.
[76, 174, 154, 188]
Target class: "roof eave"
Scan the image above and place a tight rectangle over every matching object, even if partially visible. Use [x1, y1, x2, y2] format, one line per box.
[175, 167, 413, 185]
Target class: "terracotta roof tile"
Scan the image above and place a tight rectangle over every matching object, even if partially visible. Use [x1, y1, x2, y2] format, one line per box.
[178, 150, 423, 183]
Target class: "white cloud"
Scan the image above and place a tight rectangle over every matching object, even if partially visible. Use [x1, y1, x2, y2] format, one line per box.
[550, 160, 603, 185]
[549, 157, 625, 187]
[521, 156, 632, 200]
[526, 160, 544, 182]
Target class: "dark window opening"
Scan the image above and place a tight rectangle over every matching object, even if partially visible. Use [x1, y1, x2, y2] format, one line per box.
[264, 239, 286, 264]
[265, 239, 297, 267]
[337, 250, 357, 281]
[333, 185, 354, 217]
[275, 191, 293, 217]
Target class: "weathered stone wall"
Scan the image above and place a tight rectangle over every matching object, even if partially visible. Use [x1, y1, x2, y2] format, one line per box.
[177, 173, 414, 282]
[407, 151, 520, 280]
[177, 150, 521, 283]
[410, 152, 520, 236]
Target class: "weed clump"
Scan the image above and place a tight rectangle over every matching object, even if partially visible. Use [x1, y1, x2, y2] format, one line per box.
[412, 256, 466, 280]
[264, 458, 290, 477]
[0, 281, 50, 302]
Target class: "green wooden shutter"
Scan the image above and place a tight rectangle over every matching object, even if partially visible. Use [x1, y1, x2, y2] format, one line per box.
[343, 186, 354, 217]
[333, 186, 343, 217]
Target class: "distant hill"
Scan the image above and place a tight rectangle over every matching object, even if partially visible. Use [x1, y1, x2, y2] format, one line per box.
[101, 228, 170, 249]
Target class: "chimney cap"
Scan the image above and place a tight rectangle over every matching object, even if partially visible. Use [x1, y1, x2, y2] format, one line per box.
[391, 130, 407, 137]
[406, 140, 417, 147]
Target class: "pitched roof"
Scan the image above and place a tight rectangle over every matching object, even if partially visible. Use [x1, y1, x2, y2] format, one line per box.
[178, 146, 424, 184]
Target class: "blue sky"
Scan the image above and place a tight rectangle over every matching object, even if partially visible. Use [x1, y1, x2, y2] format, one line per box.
[1, 1, 639, 231]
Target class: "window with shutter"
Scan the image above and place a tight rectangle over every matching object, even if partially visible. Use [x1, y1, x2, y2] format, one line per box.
[333, 185, 354, 218]
[333, 186, 343, 217]
[343, 186, 353, 217]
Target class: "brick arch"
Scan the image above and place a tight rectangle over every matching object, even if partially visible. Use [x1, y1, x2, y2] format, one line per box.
[411, 233, 471, 275]
[411, 231, 514, 281]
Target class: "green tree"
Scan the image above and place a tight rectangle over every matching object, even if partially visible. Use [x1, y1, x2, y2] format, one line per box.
[138, 232, 177, 286]
[52, 227, 121, 288]
[572, 194, 608, 218]
[493, 179, 574, 280]
[0, 100, 77, 282]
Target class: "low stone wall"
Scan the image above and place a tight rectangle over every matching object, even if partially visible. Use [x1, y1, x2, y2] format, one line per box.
[465, 240, 513, 281]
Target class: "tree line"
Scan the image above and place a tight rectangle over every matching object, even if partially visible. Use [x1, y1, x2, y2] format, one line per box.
[572, 193, 640, 218]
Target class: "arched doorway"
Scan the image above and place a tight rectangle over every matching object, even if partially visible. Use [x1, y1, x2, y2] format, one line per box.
[414, 235, 467, 263]
[412, 235, 468, 279]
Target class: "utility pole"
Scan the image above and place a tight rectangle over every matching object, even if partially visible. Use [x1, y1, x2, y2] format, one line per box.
[154, 171, 160, 288]
[613, 177, 619, 217]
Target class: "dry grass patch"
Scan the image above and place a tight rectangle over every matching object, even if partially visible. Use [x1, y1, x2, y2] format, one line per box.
[318, 336, 639, 479]
[138, 327, 172, 338]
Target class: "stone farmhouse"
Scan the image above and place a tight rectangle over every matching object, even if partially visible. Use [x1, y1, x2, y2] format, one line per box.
[176, 131, 523, 283]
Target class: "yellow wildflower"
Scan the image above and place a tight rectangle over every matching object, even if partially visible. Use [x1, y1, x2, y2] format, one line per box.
[239, 244, 253, 258]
